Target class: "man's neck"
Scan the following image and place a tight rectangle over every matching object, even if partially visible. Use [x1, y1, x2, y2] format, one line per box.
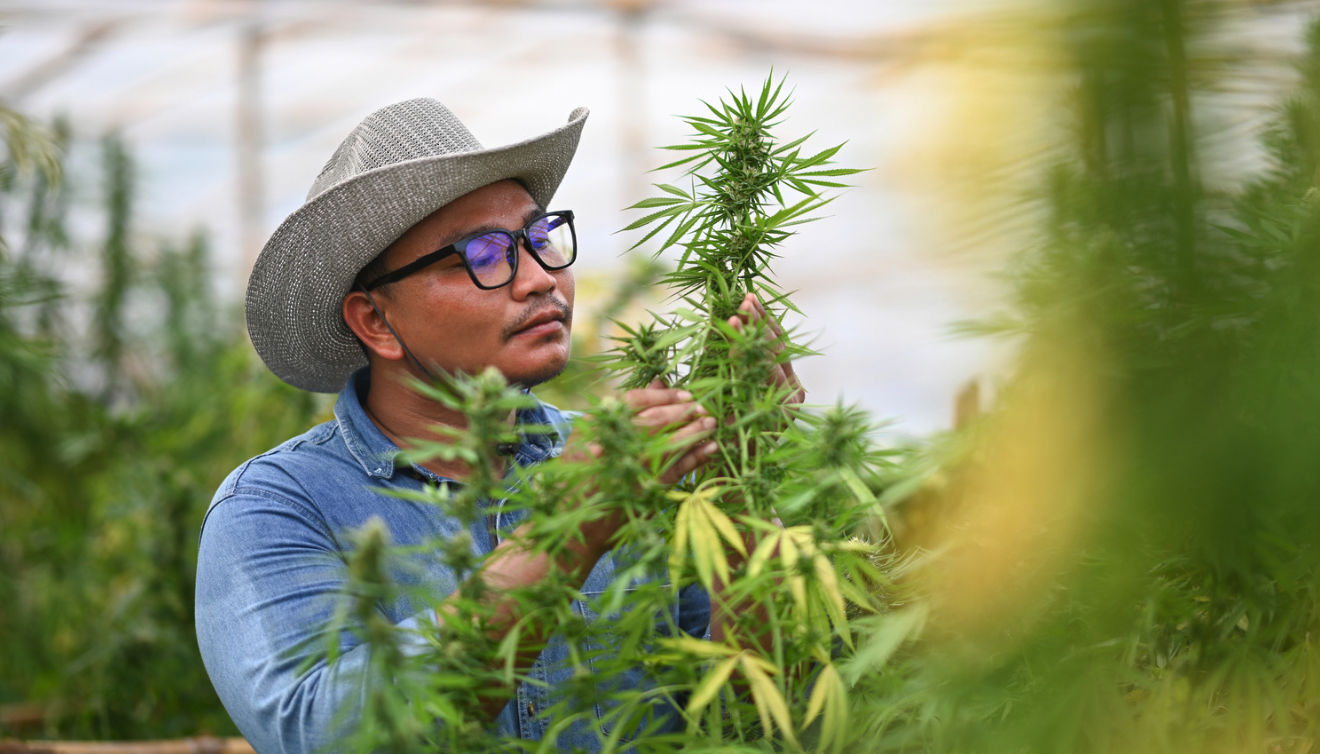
[362, 364, 513, 481]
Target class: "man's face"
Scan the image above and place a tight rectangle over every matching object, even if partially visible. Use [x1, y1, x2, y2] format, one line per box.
[368, 179, 575, 387]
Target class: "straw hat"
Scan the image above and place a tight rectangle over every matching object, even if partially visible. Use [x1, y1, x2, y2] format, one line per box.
[245, 98, 589, 393]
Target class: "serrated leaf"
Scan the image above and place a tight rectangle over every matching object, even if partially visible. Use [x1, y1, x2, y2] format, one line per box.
[813, 554, 852, 648]
[842, 606, 928, 686]
[780, 533, 809, 613]
[655, 183, 692, 198]
[742, 658, 798, 746]
[686, 655, 739, 715]
[654, 152, 707, 172]
[699, 495, 747, 558]
[796, 167, 866, 177]
[659, 213, 701, 254]
[659, 634, 740, 659]
[690, 504, 723, 588]
[838, 576, 880, 613]
[797, 142, 844, 167]
[620, 207, 680, 232]
[803, 661, 839, 726]
[772, 131, 814, 156]
[811, 663, 849, 754]
[747, 529, 782, 578]
[628, 196, 686, 209]
[669, 493, 693, 579]
[626, 215, 679, 252]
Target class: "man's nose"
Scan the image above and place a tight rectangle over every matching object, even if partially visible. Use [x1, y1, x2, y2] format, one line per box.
[508, 237, 557, 299]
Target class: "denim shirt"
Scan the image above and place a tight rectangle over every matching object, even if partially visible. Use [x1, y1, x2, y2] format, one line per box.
[196, 369, 709, 754]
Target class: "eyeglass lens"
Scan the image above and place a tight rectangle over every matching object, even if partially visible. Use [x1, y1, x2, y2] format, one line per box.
[460, 213, 576, 288]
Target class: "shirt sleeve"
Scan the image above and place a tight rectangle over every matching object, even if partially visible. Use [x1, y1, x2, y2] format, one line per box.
[195, 490, 436, 754]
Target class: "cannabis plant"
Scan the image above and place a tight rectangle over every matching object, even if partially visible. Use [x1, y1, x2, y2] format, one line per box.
[599, 76, 891, 751]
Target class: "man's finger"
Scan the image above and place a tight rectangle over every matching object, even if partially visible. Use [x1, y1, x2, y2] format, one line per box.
[624, 386, 694, 410]
[722, 293, 807, 406]
[655, 417, 719, 485]
[770, 367, 806, 405]
[745, 295, 788, 348]
[749, 295, 787, 340]
[635, 401, 709, 429]
[661, 415, 717, 446]
[658, 441, 720, 486]
[729, 295, 785, 344]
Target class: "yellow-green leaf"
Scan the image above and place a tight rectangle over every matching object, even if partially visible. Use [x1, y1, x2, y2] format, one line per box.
[670, 496, 693, 578]
[834, 538, 878, 553]
[700, 496, 747, 557]
[495, 621, 522, 685]
[686, 656, 739, 715]
[813, 554, 852, 648]
[803, 661, 835, 726]
[779, 527, 800, 568]
[695, 499, 732, 586]
[747, 529, 782, 578]
[658, 634, 739, 658]
[840, 466, 890, 536]
[689, 504, 724, 588]
[742, 658, 798, 747]
[780, 534, 809, 613]
[825, 666, 849, 754]
[838, 577, 880, 614]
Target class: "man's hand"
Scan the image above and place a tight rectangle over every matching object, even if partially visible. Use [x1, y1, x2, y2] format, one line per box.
[622, 380, 720, 485]
[727, 293, 806, 406]
[560, 381, 718, 496]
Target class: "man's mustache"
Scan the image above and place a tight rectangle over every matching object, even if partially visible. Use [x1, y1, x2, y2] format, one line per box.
[501, 298, 573, 341]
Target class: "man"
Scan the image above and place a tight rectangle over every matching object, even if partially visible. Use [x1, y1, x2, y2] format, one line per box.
[196, 98, 798, 753]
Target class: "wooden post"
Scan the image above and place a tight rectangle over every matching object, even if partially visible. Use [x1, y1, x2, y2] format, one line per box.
[0, 739, 253, 754]
[610, 0, 651, 213]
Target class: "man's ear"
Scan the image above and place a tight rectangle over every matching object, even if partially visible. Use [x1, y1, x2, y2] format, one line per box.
[342, 289, 406, 362]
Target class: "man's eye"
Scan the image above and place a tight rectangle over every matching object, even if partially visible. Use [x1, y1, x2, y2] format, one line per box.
[461, 235, 504, 267]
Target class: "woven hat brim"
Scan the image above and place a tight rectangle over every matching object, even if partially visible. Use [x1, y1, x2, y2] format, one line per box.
[246, 107, 588, 393]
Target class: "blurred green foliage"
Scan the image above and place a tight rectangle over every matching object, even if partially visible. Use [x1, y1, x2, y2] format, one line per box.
[0, 107, 324, 739]
[857, 3, 1320, 752]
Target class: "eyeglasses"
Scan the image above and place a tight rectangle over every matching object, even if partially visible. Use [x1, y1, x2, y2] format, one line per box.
[363, 210, 577, 291]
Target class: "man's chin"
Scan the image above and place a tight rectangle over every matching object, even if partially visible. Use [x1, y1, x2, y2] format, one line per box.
[506, 360, 569, 390]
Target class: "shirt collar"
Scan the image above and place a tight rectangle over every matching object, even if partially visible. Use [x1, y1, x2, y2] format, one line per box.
[334, 368, 403, 480]
[333, 367, 568, 481]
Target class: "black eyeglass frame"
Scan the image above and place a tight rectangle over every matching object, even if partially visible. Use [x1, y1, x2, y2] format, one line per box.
[362, 209, 577, 292]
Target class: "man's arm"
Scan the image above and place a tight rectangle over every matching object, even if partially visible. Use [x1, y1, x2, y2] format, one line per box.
[197, 491, 434, 754]
[438, 384, 718, 723]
